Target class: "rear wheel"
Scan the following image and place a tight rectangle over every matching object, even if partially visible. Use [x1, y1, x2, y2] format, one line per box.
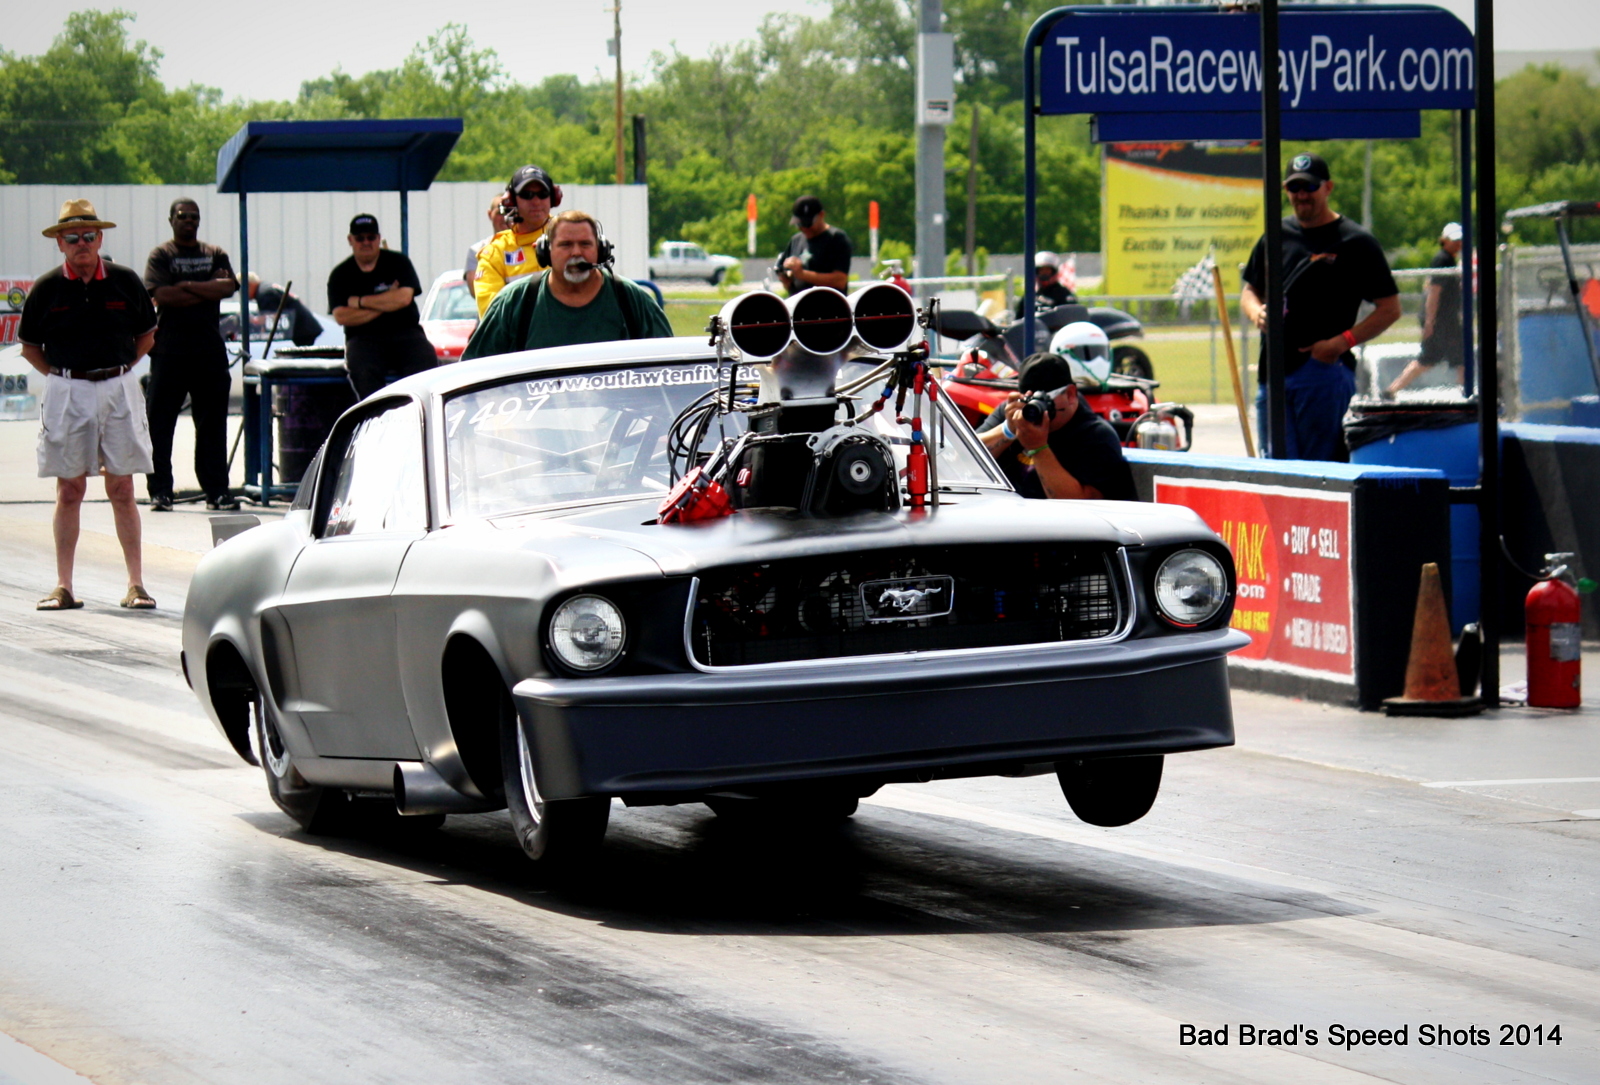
[500, 698, 610, 864]
[253, 691, 443, 835]
[254, 690, 349, 834]
[1057, 755, 1163, 827]
[1112, 345, 1154, 380]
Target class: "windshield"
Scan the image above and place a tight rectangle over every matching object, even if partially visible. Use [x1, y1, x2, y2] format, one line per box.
[426, 281, 476, 322]
[444, 360, 1007, 519]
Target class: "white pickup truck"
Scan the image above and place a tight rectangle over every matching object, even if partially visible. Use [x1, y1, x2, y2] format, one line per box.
[648, 241, 740, 285]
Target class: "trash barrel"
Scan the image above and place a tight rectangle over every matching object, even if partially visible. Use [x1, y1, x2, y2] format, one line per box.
[1345, 401, 1479, 633]
[250, 352, 355, 487]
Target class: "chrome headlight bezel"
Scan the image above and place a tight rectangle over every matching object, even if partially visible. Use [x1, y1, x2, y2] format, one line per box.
[547, 594, 627, 673]
[1152, 548, 1230, 628]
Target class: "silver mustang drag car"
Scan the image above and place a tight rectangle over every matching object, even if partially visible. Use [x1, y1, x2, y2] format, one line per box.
[182, 284, 1246, 866]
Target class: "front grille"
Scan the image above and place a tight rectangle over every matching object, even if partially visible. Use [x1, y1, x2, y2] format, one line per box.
[690, 544, 1122, 667]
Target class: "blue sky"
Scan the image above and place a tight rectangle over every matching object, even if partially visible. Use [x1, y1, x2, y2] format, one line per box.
[8, 2, 1597, 103]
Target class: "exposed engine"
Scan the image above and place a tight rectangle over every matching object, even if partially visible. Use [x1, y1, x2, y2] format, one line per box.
[658, 284, 934, 523]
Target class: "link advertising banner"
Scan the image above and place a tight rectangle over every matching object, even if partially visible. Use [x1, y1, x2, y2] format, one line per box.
[1103, 142, 1261, 296]
[1154, 475, 1354, 684]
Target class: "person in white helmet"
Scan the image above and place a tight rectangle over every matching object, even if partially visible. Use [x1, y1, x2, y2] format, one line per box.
[1015, 250, 1077, 318]
[974, 332, 1135, 501]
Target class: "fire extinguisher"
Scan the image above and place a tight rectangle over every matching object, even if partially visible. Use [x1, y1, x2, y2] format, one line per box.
[1525, 553, 1593, 708]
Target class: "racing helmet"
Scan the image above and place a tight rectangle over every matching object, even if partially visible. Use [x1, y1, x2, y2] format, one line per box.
[956, 347, 993, 379]
[1048, 321, 1112, 389]
[1034, 250, 1061, 270]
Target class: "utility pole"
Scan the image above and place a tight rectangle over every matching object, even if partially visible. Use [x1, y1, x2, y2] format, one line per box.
[965, 105, 980, 277]
[915, 0, 953, 284]
[612, 1, 624, 185]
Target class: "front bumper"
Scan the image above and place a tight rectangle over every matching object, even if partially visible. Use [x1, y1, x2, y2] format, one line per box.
[513, 629, 1247, 799]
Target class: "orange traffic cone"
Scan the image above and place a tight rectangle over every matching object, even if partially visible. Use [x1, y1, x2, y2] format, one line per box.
[1383, 563, 1483, 716]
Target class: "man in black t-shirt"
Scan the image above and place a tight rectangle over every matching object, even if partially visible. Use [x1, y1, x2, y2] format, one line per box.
[328, 214, 435, 399]
[144, 198, 240, 510]
[1241, 153, 1401, 460]
[1387, 222, 1465, 394]
[975, 353, 1135, 501]
[775, 196, 852, 295]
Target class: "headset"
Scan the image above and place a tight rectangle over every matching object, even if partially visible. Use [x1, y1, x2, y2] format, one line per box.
[535, 214, 615, 269]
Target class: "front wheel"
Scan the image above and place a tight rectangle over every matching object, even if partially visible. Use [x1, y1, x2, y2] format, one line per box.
[1112, 345, 1154, 380]
[1057, 755, 1163, 827]
[708, 268, 725, 286]
[501, 704, 610, 864]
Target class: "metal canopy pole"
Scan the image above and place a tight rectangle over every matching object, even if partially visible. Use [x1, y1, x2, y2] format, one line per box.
[1260, 0, 1287, 458]
[1459, 110, 1475, 394]
[400, 189, 410, 257]
[1022, 15, 1039, 354]
[1474, 0, 1501, 705]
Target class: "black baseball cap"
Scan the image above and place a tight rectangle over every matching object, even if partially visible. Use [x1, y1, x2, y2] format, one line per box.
[792, 195, 824, 227]
[1018, 352, 1075, 393]
[510, 165, 554, 195]
[1285, 152, 1331, 185]
[349, 214, 379, 236]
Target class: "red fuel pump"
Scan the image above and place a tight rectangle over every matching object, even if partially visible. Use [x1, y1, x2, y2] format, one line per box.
[1525, 554, 1584, 708]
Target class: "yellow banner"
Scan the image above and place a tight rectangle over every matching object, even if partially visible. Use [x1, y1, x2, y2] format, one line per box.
[1102, 142, 1262, 296]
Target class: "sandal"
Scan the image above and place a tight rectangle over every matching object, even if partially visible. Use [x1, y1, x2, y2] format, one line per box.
[120, 585, 156, 610]
[37, 587, 84, 611]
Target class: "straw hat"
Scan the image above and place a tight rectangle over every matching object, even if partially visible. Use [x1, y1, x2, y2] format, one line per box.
[43, 198, 117, 238]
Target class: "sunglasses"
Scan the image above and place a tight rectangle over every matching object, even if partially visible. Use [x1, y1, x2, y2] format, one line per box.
[1285, 179, 1324, 194]
[517, 186, 551, 201]
[351, 233, 379, 242]
[173, 212, 200, 221]
[60, 231, 99, 245]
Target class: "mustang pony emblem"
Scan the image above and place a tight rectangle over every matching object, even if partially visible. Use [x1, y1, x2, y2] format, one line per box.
[878, 586, 943, 613]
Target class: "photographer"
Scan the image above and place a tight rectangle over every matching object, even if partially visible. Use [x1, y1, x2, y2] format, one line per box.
[976, 350, 1135, 501]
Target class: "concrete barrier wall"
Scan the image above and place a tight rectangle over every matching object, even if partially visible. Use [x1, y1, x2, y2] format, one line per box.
[0, 182, 651, 307]
[1127, 450, 1452, 708]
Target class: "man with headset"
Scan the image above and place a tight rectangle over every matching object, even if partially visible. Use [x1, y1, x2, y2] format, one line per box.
[474, 165, 562, 317]
[463, 210, 671, 359]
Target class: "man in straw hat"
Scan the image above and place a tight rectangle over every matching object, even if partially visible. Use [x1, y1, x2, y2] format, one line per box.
[17, 199, 159, 611]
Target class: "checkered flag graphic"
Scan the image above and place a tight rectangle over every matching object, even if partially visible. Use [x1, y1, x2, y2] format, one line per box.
[1171, 251, 1217, 302]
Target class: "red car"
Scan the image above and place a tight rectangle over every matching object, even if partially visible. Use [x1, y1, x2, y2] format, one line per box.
[420, 270, 477, 363]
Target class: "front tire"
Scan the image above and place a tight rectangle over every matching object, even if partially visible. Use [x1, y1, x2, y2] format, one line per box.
[500, 700, 609, 864]
[708, 268, 725, 286]
[1057, 755, 1163, 827]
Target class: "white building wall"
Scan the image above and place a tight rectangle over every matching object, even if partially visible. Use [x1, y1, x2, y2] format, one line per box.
[0, 182, 650, 308]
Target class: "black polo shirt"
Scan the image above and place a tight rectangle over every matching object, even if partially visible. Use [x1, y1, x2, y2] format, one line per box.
[144, 240, 234, 353]
[979, 401, 1136, 501]
[327, 249, 423, 341]
[775, 226, 853, 292]
[18, 259, 158, 373]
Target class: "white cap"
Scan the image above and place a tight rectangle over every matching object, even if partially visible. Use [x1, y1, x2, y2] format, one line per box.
[1441, 222, 1463, 242]
[1035, 250, 1060, 269]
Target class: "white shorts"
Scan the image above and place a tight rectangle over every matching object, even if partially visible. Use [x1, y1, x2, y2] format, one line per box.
[37, 370, 155, 479]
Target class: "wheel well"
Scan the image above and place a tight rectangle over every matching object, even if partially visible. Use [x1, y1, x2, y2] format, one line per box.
[442, 635, 509, 802]
[205, 640, 257, 764]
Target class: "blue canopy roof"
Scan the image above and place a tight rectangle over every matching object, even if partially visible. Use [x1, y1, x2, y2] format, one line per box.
[216, 118, 462, 194]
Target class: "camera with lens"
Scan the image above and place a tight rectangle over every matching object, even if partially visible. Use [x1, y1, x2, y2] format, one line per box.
[1020, 389, 1060, 426]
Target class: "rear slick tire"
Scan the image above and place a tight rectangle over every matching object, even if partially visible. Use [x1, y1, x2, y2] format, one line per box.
[254, 690, 349, 834]
[1057, 755, 1164, 827]
[1112, 345, 1155, 380]
[500, 704, 609, 865]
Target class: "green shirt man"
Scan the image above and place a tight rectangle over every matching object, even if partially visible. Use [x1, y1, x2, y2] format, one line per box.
[462, 212, 672, 359]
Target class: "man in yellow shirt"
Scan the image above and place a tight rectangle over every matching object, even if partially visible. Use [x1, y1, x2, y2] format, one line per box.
[474, 165, 563, 317]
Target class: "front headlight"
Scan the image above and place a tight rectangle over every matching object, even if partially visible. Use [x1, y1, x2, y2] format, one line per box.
[548, 594, 626, 671]
[1153, 549, 1229, 627]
